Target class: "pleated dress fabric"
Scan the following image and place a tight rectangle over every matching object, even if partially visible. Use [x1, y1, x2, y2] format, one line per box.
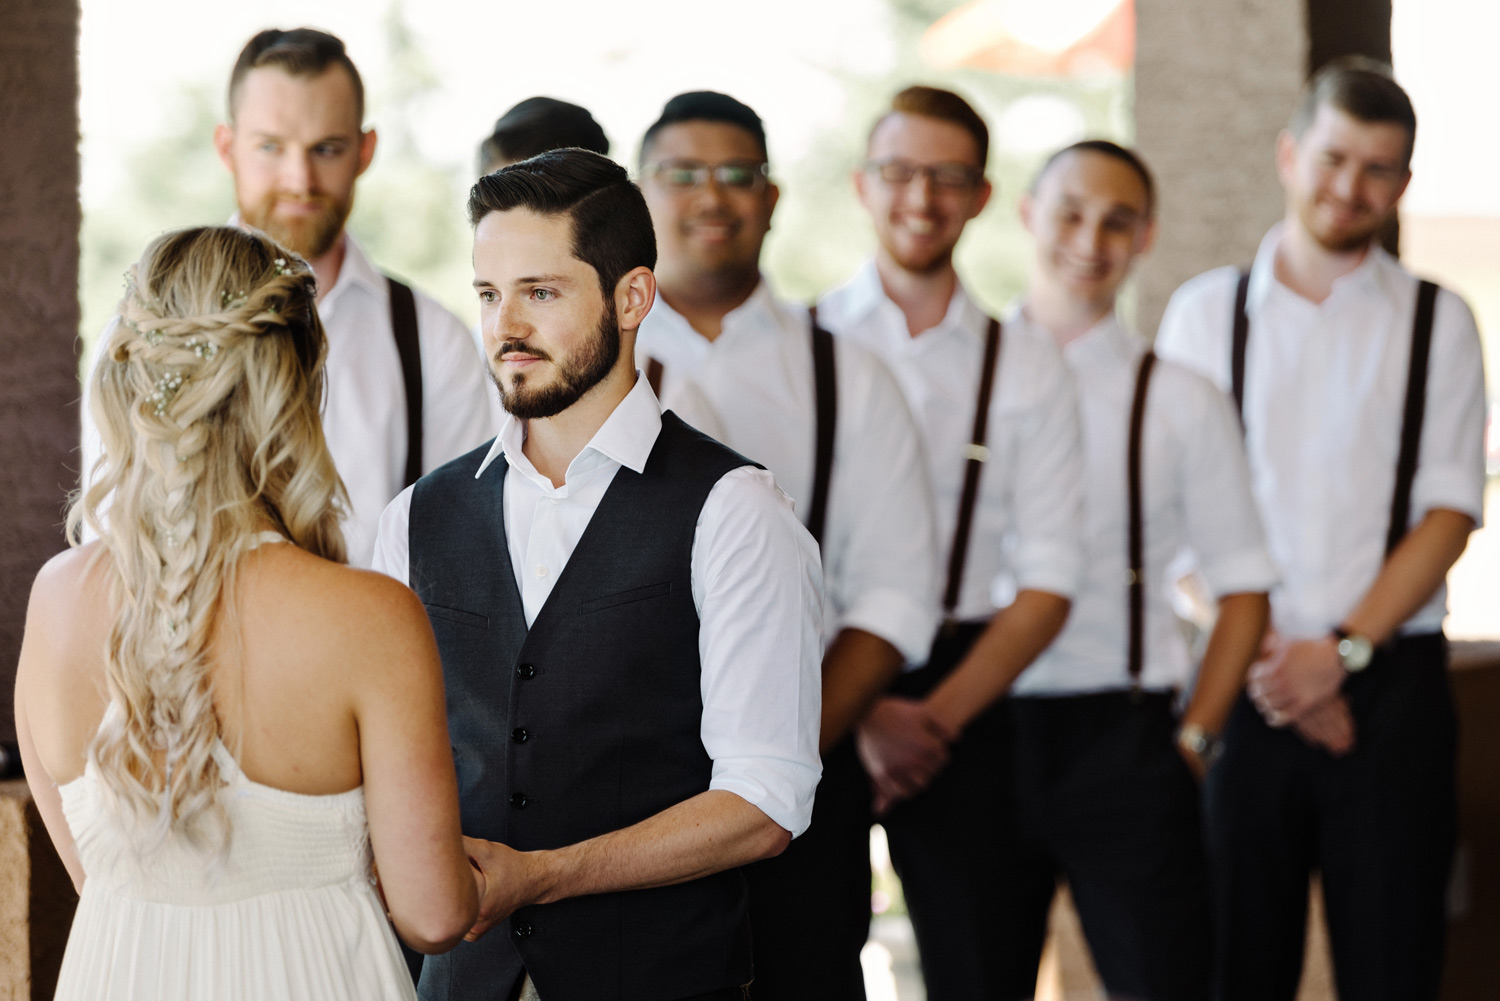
[52, 739, 416, 1000]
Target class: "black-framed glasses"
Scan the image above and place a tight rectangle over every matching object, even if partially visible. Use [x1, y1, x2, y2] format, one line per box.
[864, 158, 983, 191]
[645, 159, 771, 191]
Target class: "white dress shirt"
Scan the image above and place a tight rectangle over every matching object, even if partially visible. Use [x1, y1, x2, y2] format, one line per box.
[80, 232, 493, 568]
[1156, 224, 1486, 639]
[373, 375, 825, 837]
[636, 281, 940, 665]
[818, 262, 1085, 627]
[1011, 311, 1279, 695]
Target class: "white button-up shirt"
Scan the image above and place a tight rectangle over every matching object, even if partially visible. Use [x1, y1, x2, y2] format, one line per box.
[1011, 311, 1279, 695]
[373, 376, 825, 837]
[80, 233, 494, 568]
[818, 263, 1085, 627]
[1156, 224, 1486, 639]
[636, 281, 940, 665]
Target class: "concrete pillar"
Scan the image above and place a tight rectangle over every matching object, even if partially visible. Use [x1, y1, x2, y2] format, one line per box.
[1132, 0, 1308, 334]
[0, 0, 81, 744]
[0, 1, 83, 997]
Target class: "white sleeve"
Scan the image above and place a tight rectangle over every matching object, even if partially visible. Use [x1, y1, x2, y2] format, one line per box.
[1174, 369, 1280, 596]
[1154, 268, 1237, 391]
[371, 486, 415, 584]
[1007, 336, 1086, 598]
[416, 296, 495, 471]
[823, 347, 940, 663]
[691, 466, 824, 838]
[1411, 288, 1486, 527]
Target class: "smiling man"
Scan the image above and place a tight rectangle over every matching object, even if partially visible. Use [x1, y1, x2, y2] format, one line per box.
[1157, 59, 1485, 1001]
[816, 86, 1085, 1000]
[207, 29, 489, 565]
[373, 149, 823, 1001]
[995, 140, 1275, 1001]
[633, 91, 939, 1000]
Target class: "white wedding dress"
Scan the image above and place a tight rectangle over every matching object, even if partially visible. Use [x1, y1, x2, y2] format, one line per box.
[52, 734, 417, 1000]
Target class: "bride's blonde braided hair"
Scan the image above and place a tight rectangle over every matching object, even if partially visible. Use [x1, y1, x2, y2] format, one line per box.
[68, 226, 348, 855]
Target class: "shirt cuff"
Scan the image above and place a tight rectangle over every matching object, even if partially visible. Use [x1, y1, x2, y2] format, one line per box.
[837, 587, 940, 665]
[1011, 541, 1083, 601]
[709, 756, 822, 839]
[1413, 465, 1486, 529]
[1197, 548, 1281, 599]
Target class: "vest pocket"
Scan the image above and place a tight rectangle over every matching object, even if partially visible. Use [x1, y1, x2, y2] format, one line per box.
[579, 581, 673, 613]
[423, 603, 490, 628]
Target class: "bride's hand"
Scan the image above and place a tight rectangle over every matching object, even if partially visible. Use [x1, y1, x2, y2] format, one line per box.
[463, 836, 537, 942]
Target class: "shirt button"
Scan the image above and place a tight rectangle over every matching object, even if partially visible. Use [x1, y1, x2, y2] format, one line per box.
[535, 564, 547, 578]
[512, 921, 533, 938]
[511, 727, 529, 744]
[517, 663, 536, 679]
[510, 792, 528, 809]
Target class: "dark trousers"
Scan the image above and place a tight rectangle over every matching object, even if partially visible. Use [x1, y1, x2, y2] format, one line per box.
[1204, 633, 1456, 1001]
[744, 737, 872, 1001]
[881, 622, 1018, 1001]
[995, 692, 1212, 1001]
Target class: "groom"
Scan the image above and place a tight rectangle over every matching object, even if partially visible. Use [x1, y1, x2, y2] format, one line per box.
[373, 148, 824, 1001]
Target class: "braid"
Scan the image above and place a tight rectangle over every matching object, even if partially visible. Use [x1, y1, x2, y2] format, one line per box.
[70, 227, 347, 858]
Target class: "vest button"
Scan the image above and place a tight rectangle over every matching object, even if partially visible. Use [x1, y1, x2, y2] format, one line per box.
[517, 663, 536, 680]
[511, 727, 529, 744]
[512, 921, 533, 938]
[510, 793, 528, 808]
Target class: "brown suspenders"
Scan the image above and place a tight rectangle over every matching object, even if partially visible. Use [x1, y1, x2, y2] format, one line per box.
[641, 308, 839, 547]
[1126, 350, 1158, 688]
[942, 317, 1004, 627]
[386, 277, 423, 489]
[1230, 271, 1440, 556]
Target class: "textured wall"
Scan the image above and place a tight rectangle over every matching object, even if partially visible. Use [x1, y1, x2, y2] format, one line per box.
[1133, 0, 1308, 335]
[0, 1, 81, 745]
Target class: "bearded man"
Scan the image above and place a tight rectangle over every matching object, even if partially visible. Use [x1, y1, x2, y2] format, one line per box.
[1157, 58, 1485, 1001]
[84, 28, 491, 567]
[373, 148, 824, 1001]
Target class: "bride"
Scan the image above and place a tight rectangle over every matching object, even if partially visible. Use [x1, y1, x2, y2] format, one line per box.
[14, 226, 477, 999]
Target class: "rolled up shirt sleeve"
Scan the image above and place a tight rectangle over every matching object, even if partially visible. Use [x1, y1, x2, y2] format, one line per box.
[1411, 288, 1486, 528]
[692, 466, 824, 838]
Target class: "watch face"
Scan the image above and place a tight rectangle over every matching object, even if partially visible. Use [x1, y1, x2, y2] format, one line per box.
[1338, 634, 1374, 672]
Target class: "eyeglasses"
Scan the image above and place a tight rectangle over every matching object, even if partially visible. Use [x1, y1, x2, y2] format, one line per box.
[864, 159, 983, 191]
[645, 159, 771, 191]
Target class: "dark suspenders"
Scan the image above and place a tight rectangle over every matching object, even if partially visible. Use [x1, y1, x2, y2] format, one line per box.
[1126, 350, 1158, 687]
[942, 317, 1004, 627]
[803, 307, 838, 547]
[386, 277, 423, 489]
[1230, 271, 1440, 555]
[640, 309, 839, 547]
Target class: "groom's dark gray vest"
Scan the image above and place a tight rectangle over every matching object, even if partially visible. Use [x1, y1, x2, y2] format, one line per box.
[408, 412, 759, 1001]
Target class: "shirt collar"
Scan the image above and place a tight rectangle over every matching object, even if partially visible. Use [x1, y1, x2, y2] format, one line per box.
[474, 372, 663, 482]
[843, 259, 986, 342]
[1251, 221, 1403, 312]
[654, 276, 790, 348]
[1008, 304, 1137, 369]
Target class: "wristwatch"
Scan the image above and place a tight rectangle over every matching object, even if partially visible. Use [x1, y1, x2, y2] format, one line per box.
[1332, 627, 1374, 673]
[1176, 723, 1222, 767]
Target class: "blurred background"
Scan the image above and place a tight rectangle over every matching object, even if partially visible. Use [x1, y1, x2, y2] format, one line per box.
[1, 0, 1493, 997]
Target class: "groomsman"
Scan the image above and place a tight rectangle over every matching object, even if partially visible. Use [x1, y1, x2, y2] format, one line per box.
[375, 148, 824, 1001]
[994, 139, 1275, 1001]
[818, 85, 1084, 1000]
[1157, 58, 1485, 1001]
[635, 90, 939, 1000]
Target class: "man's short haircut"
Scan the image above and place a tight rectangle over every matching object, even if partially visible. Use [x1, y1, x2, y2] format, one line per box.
[871, 86, 990, 171]
[639, 91, 768, 168]
[468, 148, 657, 299]
[479, 97, 610, 175]
[1031, 139, 1156, 218]
[228, 28, 364, 124]
[1290, 56, 1416, 168]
